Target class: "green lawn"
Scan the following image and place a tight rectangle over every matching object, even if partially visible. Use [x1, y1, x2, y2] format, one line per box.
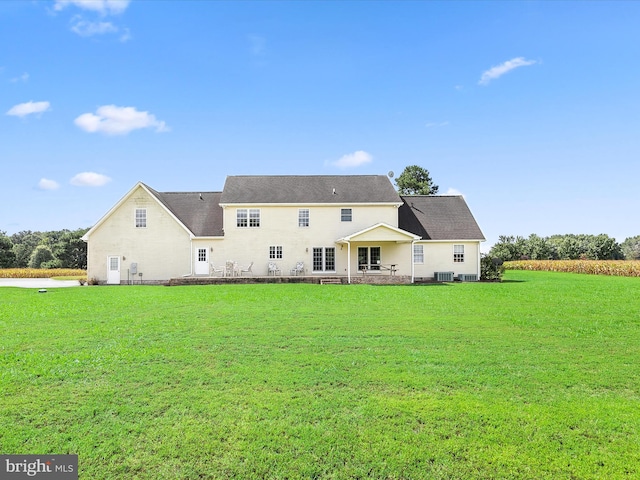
[1, 271, 639, 479]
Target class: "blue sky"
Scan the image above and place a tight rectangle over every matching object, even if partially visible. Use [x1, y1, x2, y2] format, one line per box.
[2, 1, 639, 250]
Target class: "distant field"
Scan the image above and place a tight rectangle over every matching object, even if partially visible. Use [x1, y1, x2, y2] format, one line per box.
[1, 271, 639, 479]
[505, 259, 640, 276]
[0, 268, 87, 279]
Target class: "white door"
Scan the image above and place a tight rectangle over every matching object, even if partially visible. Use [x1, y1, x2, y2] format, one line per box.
[195, 248, 209, 275]
[107, 256, 121, 284]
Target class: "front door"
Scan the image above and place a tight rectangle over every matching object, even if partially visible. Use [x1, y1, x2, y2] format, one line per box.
[107, 256, 121, 284]
[195, 247, 209, 275]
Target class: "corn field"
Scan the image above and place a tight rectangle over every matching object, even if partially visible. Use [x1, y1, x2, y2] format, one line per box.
[0, 268, 87, 279]
[504, 260, 640, 277]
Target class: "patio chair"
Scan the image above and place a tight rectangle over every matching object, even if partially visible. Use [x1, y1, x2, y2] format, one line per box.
[210, 264, 225, 277]
[240, 262, 254, 276]
[290, 261, 305, 276]
[268, 262, 281, 276]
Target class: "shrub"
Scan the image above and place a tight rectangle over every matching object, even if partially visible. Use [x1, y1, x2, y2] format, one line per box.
[480, 254, 504, 281]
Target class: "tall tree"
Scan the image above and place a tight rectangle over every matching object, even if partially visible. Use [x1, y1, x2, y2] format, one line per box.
[0, 231, 16, 268]
[394, 165, 439, 195]
[621, 235, 640, 260]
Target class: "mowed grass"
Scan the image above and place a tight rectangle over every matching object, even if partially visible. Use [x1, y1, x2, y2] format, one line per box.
[1, 271, 639, 479]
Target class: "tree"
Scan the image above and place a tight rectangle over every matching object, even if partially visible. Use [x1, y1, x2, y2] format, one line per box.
[28, 245, 55, 269]
[11, 231, 43, 267]
[621, 235, 640, 260]
[0, 231, 16, 268]
[394, 165, 439, 195]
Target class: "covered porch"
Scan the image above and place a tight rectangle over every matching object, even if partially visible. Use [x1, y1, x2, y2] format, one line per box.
[336, 223, 421, 283]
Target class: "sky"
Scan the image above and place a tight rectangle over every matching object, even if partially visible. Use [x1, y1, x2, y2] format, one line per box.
[2, 0, 639, 251]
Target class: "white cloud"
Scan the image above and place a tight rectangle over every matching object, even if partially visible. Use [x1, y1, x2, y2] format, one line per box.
[71, 18, 118, 36]
[10, 72, 29, 83]
[70, 172, 112, 187]
[331, 150, 373, 169]
[54, 0, 131, 15]
[479, 57, 537, 85]
[74, 105, 169, 135]
[443, 187, 465, 198]
[6, 101, 51, 118]
[425, 121, 449, 128]
[38, 178, 60, 191]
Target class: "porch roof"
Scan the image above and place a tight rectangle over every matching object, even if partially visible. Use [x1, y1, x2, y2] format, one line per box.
[336, 223, 421, 244]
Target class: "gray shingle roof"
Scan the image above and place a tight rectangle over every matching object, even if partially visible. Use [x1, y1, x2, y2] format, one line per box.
[145, 185, 224, 237]
[399, 195, 485, 241]
[220, 175, 402, 204]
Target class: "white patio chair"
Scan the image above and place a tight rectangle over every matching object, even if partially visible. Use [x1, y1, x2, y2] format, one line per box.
[240, 262, 254, 276]
[268, 262, 281, 276]
[290, 261, 305, 276]
[210, 264, 225, 277]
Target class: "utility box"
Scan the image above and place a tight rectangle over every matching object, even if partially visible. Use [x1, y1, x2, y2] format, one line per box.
[130, 262, 138, 275]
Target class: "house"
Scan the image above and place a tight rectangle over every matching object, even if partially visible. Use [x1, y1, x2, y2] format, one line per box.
[82, 175, 485, 284]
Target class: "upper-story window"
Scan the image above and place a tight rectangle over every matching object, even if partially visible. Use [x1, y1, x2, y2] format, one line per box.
[454, 245, 465, 262]
[298, 209, 309, 227]
[135, 208, 147, 228]
[341, 208, 352, 222]
[237, 208, 260, 228]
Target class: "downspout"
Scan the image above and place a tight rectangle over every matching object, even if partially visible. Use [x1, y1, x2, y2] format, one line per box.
[411, 240, 416, 284]
[477, 241, 482, 280]
[182, 238, 195, 277]
[347, 241, 351, 284]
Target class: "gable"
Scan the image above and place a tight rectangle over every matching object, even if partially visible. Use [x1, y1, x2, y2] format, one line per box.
[338, 223, 420, 243]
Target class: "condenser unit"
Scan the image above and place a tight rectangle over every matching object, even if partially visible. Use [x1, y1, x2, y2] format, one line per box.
[458, 274, 478, 282]
[434, 271, 454, 282]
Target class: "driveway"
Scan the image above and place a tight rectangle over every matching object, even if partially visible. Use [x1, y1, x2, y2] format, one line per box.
[0, 278, 82, 288]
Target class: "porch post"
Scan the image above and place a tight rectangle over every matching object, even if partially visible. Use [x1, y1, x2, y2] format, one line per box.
[347, 241, 351, 284]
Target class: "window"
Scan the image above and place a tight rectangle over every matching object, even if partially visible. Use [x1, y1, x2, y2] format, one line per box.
[269, 245, 283, 259]
[341, 208, 352, 222]
[413, 244, 424, 264]
[313, 247, 335, 272]
[358, 246, 381, 270]
[198, 248, 207, 262]
[454, 245, 465, 263]
[135, 208, 147, 228]
[237, 208, 260, 228]
[298, 209, 309, 227]
[249, 209, 260, 227]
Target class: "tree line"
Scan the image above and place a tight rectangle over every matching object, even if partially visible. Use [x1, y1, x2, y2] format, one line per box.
[0, 228, 89, 269]
[489, 234, 640, 262]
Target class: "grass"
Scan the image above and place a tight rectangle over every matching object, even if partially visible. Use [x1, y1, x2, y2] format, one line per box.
[1, 270, 639, 479]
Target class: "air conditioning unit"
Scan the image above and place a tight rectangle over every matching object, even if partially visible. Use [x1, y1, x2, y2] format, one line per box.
[458, 274, 478, 282]
[434, 271, 454, 282]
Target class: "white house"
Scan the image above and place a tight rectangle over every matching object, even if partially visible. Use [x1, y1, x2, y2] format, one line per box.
[82, 175, 485, 284]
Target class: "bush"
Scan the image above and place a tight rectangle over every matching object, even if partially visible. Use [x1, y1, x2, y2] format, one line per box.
[480, 254, 504, 281]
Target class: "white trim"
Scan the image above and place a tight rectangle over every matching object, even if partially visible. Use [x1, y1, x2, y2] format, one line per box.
[336, 222, 421, 243]
[219, 202, 404, 208]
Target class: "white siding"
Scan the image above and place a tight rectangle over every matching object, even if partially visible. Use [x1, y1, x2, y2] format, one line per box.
[413, 241, 481, 279]
[86, 186, 192, 282]
[219, 204, 399, 276]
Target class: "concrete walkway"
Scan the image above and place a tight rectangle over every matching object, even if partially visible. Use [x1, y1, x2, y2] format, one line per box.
[0, 278, 82, 288]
